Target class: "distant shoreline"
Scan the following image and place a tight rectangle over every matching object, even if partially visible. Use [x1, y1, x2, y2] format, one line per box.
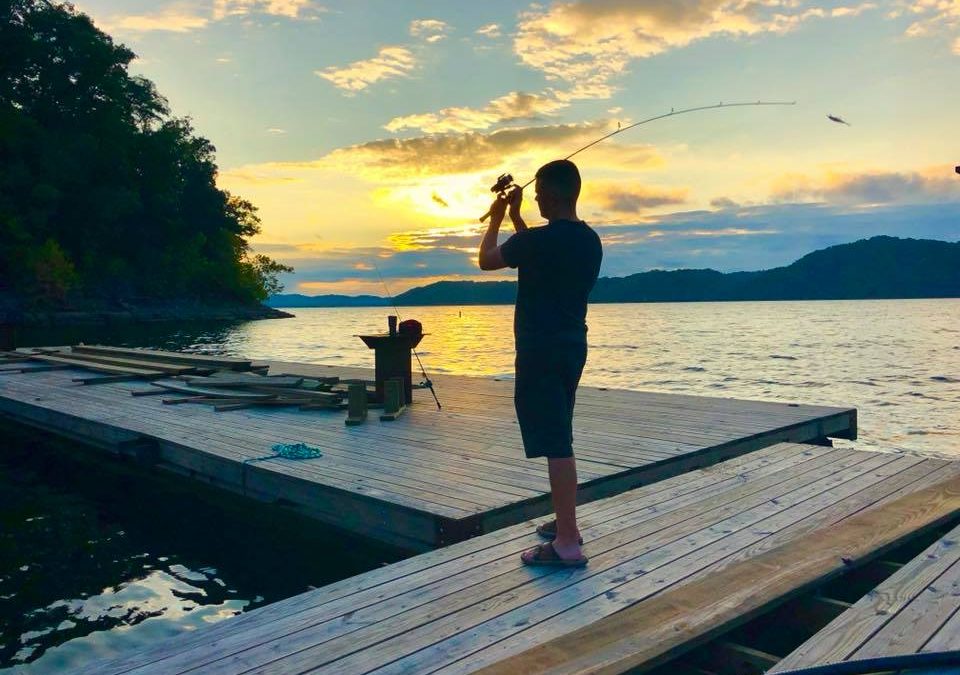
[271, 296, 960, 310]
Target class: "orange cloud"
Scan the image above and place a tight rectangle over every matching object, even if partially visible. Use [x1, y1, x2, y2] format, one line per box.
[409, 18, 450, 42]
[513, 1, 863, 99]
[384, 91, 568, 133]
[213, 0, 321, 20]
[476, 23, 501, 38]
[96, 6, 210, 33]
[95, 0, 322, 33]
[315, 120, 663, 181]
[317, 46, 417, 92]
[899, 0, 960, 46]
[588, 181, 689, 214]
[771, 166, 960, 205]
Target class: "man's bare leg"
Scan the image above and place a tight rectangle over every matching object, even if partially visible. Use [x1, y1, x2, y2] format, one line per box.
[548, 456, 582, 559]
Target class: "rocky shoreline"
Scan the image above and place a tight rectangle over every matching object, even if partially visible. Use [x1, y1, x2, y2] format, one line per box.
[0, 300, 293, 327]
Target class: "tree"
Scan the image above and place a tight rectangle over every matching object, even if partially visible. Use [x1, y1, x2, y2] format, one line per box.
[0, 0, 293, 308]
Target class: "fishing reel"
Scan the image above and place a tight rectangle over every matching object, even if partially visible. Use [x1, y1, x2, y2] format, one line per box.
[490, 173, 515, 195]
[479, 174, 517, 222]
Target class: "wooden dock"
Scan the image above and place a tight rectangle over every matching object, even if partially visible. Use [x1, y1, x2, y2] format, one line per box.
[771, 520, 960, 673]
[0, 353, 855, 550]
[69, 443, 960, 675]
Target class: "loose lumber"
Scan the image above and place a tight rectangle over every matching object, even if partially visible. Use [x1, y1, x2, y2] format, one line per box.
[56, 350, 203, 375]
[150, 381, 277, 400]
[28, 354, 166, 378]
[71, 344, 253, 370]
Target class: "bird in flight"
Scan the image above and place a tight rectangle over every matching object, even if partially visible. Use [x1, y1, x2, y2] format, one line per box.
[827, 114, 851, 126]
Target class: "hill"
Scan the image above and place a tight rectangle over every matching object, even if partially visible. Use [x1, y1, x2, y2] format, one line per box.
[270, 236, 960, 307]
[265, 294, 388, 308]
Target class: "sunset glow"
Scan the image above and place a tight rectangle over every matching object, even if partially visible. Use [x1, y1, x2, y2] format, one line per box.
[73, 0, 959, 294]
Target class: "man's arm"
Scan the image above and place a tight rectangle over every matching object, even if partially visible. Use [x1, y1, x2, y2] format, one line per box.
[478, 194, 508, 270]
[508, 186, 527, 233]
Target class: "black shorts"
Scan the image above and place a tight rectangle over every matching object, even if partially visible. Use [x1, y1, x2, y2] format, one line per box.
[514, 344, 587, 459]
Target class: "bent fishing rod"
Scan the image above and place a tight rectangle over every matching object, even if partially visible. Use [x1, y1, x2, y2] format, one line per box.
[480, 99, 796, 222]
[372, 261, 443, 411]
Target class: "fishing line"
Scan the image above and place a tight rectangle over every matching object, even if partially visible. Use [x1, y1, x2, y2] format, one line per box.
[480, 99, 797, 221]
[372, 261, 443, 411]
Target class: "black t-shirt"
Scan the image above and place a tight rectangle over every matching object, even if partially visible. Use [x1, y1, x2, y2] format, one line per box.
[500, 219, 603, 349]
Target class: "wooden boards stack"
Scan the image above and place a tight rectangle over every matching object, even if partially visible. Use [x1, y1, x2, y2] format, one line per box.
[138, 372, 347, 412]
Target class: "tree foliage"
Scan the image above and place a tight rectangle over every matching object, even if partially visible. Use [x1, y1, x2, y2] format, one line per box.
[0, 0, 292, 307]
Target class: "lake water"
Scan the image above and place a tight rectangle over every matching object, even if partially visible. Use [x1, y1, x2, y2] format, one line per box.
[2, 299, 958, 672]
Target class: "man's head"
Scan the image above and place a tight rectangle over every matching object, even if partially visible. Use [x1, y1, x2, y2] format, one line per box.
[534, 159, 580, 220]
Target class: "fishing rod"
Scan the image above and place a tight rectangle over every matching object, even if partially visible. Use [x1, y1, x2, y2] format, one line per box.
[372, 262, 443, 411]
[480, 99, 796, 222]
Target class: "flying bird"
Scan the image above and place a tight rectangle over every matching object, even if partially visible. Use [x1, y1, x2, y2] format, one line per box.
[827, 114, 851, 126]
[431, 193, 449, 208]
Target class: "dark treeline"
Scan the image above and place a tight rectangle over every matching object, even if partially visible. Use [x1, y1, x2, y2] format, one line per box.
[0, 0, 291, 312]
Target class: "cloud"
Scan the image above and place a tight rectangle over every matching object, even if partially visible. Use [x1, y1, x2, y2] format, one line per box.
[311, 120, 662, 181]
[590, 182, 688, 213]
[212, 0, 322, 20]
[710, 196, 740, 209]
[476, 23, 502, 38]
[384, 91, 568, 133]
[513, 1, 866, 99]
[771, 167, 960, 205]
[409, 18, 450, 43]
[317, 46, 417, 92]
[898, 0, 960, 45]
[93, 0, 322, 34]
[266, 128, 287, 134]
[96, 6, 210, 33]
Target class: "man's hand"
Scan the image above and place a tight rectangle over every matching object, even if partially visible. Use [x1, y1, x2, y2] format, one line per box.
[507, 186, 523, 215]
[507, 186, 528, 232]
[488, 193, 509, 225]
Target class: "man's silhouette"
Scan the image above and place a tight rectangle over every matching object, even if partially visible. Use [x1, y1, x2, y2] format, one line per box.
[478, 159, 602, 566]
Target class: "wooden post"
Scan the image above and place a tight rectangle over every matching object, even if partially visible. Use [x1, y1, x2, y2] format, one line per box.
[345, 382, 368, 426]
[380, 377, 406, 421]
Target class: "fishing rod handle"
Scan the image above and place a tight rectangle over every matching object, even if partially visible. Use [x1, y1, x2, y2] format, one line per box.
[479, 209, 492, 223]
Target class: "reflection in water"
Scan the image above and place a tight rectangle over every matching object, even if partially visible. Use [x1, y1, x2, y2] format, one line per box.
[2, 299, 958, 671]
[0, 425, 401, 672]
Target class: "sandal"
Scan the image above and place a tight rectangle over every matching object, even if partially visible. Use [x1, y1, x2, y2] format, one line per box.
[521, 542, 588, 568]
[536, 520, 583, 545]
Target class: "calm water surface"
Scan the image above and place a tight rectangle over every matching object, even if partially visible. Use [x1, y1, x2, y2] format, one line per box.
[2, 299, 958, 671]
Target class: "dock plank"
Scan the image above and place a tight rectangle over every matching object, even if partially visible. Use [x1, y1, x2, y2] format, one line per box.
[69, 446, 960, 675]
[771, 521, 960, 672]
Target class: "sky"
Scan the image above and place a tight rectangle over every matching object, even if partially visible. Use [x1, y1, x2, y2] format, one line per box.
[72, 0, 960, 295]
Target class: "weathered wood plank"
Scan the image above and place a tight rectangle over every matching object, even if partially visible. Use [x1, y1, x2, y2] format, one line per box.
[474, 474, 960, 675]
[771, 522, 960, 671]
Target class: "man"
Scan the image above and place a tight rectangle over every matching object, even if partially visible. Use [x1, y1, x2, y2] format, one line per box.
[478, 159, 602, 567]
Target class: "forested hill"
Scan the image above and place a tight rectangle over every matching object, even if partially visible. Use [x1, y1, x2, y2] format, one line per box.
[0, 1, 291, 322]
[268, 236, 960, 307]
